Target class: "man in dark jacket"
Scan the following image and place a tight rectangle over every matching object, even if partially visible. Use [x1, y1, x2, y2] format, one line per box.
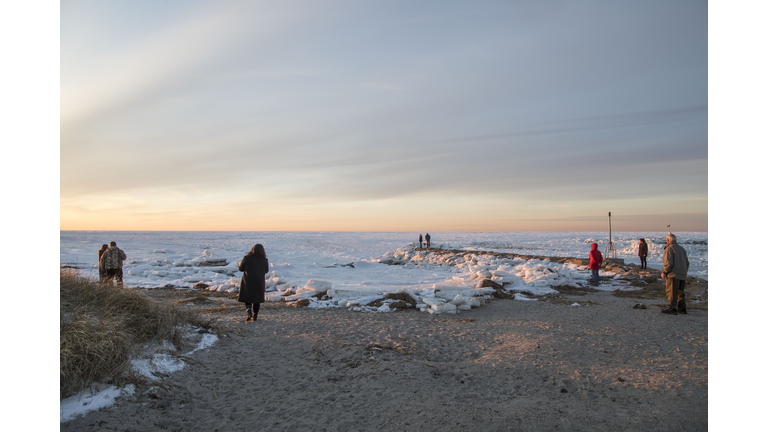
[100, 241, 127, 285]
[661, 233, 689, 315]
[425, 233, 431, 248]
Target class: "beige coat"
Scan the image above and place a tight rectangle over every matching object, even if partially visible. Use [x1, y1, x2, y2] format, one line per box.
[662, 241, 689, 280]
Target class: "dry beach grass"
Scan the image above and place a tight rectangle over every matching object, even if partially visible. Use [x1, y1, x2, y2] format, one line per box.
[59, 272, 212, 399]
[60, 259, 707, 431]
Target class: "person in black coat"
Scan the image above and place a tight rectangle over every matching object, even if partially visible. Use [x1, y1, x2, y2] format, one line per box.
[98, 244, 108, 282]
[238, 244, 269, 322]
[638, 238, 649, 270]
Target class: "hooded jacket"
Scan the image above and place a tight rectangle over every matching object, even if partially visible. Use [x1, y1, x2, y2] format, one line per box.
[589, 243, 603, 270]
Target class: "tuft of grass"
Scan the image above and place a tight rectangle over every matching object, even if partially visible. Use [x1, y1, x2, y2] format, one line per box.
[60, 270, 212, 399]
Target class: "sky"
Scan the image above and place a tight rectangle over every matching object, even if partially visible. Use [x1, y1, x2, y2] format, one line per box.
[59, 0, 708, 231]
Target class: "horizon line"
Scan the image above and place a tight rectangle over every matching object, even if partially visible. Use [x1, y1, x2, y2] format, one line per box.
[59, 229, 708, 233]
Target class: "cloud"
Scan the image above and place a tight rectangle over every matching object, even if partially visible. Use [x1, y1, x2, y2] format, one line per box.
[61, 1, 316, 125]
[60, 1, 707, 230]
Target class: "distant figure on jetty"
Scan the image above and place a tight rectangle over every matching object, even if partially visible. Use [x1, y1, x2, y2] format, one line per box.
[589, 243, 603, 287]
[638, 239, 648, 269]
[660, 234, 690, 315]
[100, 241, 127, 286]
[238, 244, 269, 322]
[425, 233, 431, 248]
[98, 244, 108, 282]
[418, 234, 423, 248]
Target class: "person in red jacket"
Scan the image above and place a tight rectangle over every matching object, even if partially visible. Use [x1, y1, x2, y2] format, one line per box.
[589, 243, 603, 287]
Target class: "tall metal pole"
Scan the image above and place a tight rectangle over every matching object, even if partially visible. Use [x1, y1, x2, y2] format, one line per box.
[605, 211, 616, 259]
[609, 212, 612, 246]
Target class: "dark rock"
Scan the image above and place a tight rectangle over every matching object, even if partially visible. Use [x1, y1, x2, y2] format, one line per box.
[198, 258, 228, 267]
[477, 279, 514, 299]
[192, 282, 209, 289]
[387, 301, 411, 310]
[367, 293, 416, 309]
[476, 279, 503, 289]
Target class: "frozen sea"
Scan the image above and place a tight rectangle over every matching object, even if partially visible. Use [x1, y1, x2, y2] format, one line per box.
[60, 231, 708, 293]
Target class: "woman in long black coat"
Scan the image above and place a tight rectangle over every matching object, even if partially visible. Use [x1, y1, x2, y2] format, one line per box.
[98, 244, 109, 282]
[238, 244, 269, 322]
[638, 238, 649, 270]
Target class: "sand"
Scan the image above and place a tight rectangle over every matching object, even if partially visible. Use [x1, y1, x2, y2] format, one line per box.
[60, 282, 707, 431]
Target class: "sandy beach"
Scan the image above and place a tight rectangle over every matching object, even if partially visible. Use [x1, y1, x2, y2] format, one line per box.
[60, 274, 707, 432]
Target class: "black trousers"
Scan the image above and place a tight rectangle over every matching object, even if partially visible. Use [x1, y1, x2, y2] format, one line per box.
[244, 303, 261, 319]
[639, 256, 647, 269]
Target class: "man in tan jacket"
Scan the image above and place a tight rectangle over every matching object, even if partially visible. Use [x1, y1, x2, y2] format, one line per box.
[661, 233, 689, 315]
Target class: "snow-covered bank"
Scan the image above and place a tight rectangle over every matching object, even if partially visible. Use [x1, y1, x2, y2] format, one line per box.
[60, 327, 218, 423]
[258, 245, 682, 313]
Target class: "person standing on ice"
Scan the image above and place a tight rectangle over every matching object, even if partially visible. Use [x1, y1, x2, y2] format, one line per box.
[100, 241, 127, 285]
[638, 238, 649, 270]
[588, 243, 603, 287]
[418, 234, 423, 248]
[425, 233, 431, 248]
[238, 244, 269, 322]
[97, 244, 109, 282]
[660, 233, 690, 315]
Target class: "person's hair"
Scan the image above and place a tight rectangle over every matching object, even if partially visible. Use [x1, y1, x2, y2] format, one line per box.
[639, 238, 645, 242]
[666, 233, 677, 243]
[247, 244, 267, 258]
[110, 241, 117, 246]
[100, 244, 109, 250]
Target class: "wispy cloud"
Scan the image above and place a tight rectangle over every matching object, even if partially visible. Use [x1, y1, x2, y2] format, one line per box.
[60, 1, 708, 231]
[61, 1, 315, 124]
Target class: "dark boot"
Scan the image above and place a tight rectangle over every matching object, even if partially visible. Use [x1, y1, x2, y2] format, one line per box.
[246, 307, 253, 322]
